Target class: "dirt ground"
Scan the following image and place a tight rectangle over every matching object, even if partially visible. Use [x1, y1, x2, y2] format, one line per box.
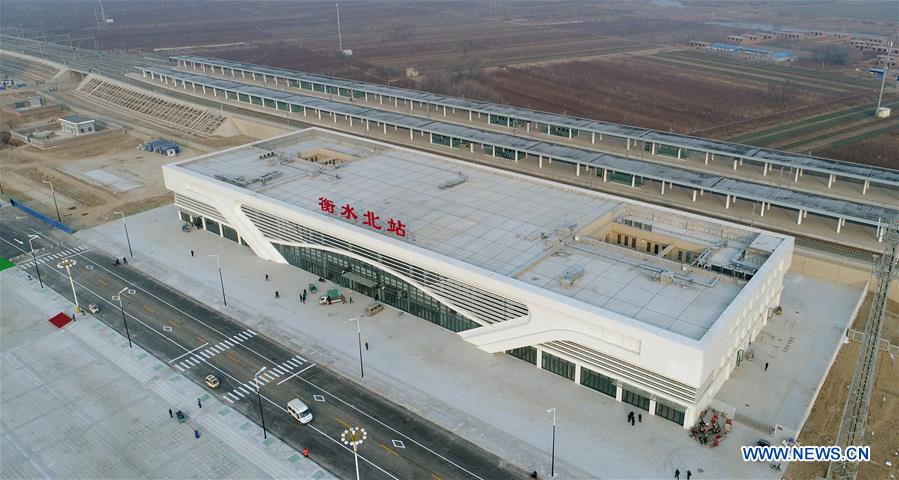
[786, 297, 899, 480]
[0, 130, 199, 230]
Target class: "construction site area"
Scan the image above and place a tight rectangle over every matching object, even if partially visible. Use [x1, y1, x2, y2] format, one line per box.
[0, 2, 897, 479]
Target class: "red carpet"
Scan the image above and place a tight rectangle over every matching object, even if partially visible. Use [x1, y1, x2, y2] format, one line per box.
[49, 312, 72, 328]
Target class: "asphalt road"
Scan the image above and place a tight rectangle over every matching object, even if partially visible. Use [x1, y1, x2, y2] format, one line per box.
[0, 208, 527, 480]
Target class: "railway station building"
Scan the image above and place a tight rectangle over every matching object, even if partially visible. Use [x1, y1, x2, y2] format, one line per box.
[163, 128, 793, 428]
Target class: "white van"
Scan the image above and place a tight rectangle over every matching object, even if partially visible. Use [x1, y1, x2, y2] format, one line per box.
[286, 398, 313, 424]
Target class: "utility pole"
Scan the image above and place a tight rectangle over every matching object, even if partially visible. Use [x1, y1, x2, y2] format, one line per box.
[336, 3, 344, 53]
[547, 407, 557, 478]
[43, 179, 62, 222]
[115, 286, 134, 348]
[875, 36, 893, 114]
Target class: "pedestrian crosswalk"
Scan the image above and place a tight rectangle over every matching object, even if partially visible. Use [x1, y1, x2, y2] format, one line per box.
[17, 246, 91, 268]
[174, 329, 257, 372]
[222, 354, 308, 404]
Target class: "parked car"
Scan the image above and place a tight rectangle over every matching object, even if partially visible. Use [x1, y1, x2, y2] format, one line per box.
[87, 303, 100, 314]
[204, 375, 220, 389]
[287, 398, 313, 424]
[319, 295, 345, 305]
[364, 301, 384, 316]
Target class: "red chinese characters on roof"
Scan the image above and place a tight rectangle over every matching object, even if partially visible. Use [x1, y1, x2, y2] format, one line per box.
[317, 197, 406, 238]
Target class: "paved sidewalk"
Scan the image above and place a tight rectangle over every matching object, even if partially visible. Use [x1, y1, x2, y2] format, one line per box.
[76, 204, 861, 479]
[0, 267, 334, 480]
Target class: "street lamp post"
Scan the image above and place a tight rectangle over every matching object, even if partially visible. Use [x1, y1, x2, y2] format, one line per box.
[57, 258, 79, 312]
[255, 366, 268, 439]
[115, 286, 133, 348]
[208, 254, 227, 305]
[15, 235, 43, 288]
[547, 407, 557, 478]
[341, 426, 367, 480]
[348, 317, 364, 378]
[43, 179, 62, 222]
[114, 211, 133, 258]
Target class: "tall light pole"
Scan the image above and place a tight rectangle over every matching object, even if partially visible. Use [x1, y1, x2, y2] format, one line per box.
[114, 286, 133, 348]
[208, 254, 226, 306]
[547, 407, 557, 478]
[341, 426, 367, 480]
[114, 211, 133, 257]
[255, 366, 268, 439]
[348, 317, 364, 378]
[14, 235, 43, 288]
[57, 258, 79, 312]
[43, 179, 62, 222]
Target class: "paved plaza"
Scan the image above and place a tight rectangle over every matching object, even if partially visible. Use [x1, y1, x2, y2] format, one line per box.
[71, 204, 867, 478]
[0, 267, 334, 480]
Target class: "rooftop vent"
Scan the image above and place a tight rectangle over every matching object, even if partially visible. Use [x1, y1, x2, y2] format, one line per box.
[560, 266, 585, 287]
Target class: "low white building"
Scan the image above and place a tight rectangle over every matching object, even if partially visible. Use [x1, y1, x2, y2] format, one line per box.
[58, 114, 95, 136]
[163, 128, 792, 427]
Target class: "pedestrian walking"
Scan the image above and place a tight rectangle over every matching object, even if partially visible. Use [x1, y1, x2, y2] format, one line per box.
[303, 288, 307, 298]
[198, 398, 202, 409]
[365, 341, 369, 350]
[275, 290, 280, 299]
[349, 295, 353, 304]
[303, 447, 309, 458]
[638, 413, 642, 423]
[631, 417, 635, 426]
[764, 362, 769, 371]
[123, 257, 128, 264]
[169, 408, 173, 418]
[628, 411, 634, 422]
[191, 250, 195, 257]
[675, 468, 680, 479]
[686, 470, 692, 480]
[265, 274, 269, 281]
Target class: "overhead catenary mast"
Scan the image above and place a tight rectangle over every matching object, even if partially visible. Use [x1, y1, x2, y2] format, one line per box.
[875, 36, 893, 115]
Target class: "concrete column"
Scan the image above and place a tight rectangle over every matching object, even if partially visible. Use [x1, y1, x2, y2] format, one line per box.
[142, 70, 147, 78]
[515, 151, 519, 163]
[661, 182, 666, 195]
[797, 210, 803, 225]
[379, 95, 383, 104]
[251, 72, 255, 80]
[704, 152, 709, 165]
[794, 168, 800, 182]
[763, 163, 768, 176]
[626, 139, 631, 150]
[536, 349, 543, 369]
[539, 156, 543, 168]
[478, 112, 481, 118]
[863, 180, 870, 195]
[725, 195, 731, 209]
[491, 145, 496, 157]
[837, 218, 843, 234]
[576, 163, 580, 176]
[410, 101, 414, 111]
[828, 174, 835, 188]
[651, 143, 657, 155]
[677, 148, 682, 159]
[800, 168, 804, 177]
[303, 107, 307, 117]
[568, 128, 573, 139]
[383, 123, 387, 134]
[648, 399, 657, 416]
[333, 113, 337, 123]
[201, 85, 206, 94]
[700, 189, 704, 196]
[410, 129, 414, 140]
[366, 119, 370, 130]
[429, 132, 432, 143]
[470, 143, 474, 153]
[631, 175, 636, 188]
[591, 132, 595, 144]
[527, 123, 531, 133]
[349, 116, 353, 127]
[468, 111, 472, 121]
[603, 169, 608, 182]
[739, 158, 743, 166]
[212, 88, 217, 96]
[733, 159, 738, 171]
[760, 202, 765, 217]
[318, 109, 322, 120]
[692, 190, 697, 202]
[395, 97, 398, 107]
[241, 70, 246, 79]
[615, 384, 623, 402]
[574, 364, 582, 384]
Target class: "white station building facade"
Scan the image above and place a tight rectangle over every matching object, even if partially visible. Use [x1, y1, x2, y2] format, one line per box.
[163, 128, 793, 427]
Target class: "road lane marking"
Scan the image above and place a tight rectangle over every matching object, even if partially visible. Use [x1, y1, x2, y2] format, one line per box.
[226, 352, 241, 363]
[97, 278, 108, 286]
[379, 443, 400, 457]
[276, 363, 316, 385]
[432, 474, 443, 480]
[143, 305, 155, 313]
[334, 416, 352, 429]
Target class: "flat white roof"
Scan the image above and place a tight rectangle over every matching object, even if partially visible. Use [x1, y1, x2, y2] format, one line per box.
[177, 130, 779, 340]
